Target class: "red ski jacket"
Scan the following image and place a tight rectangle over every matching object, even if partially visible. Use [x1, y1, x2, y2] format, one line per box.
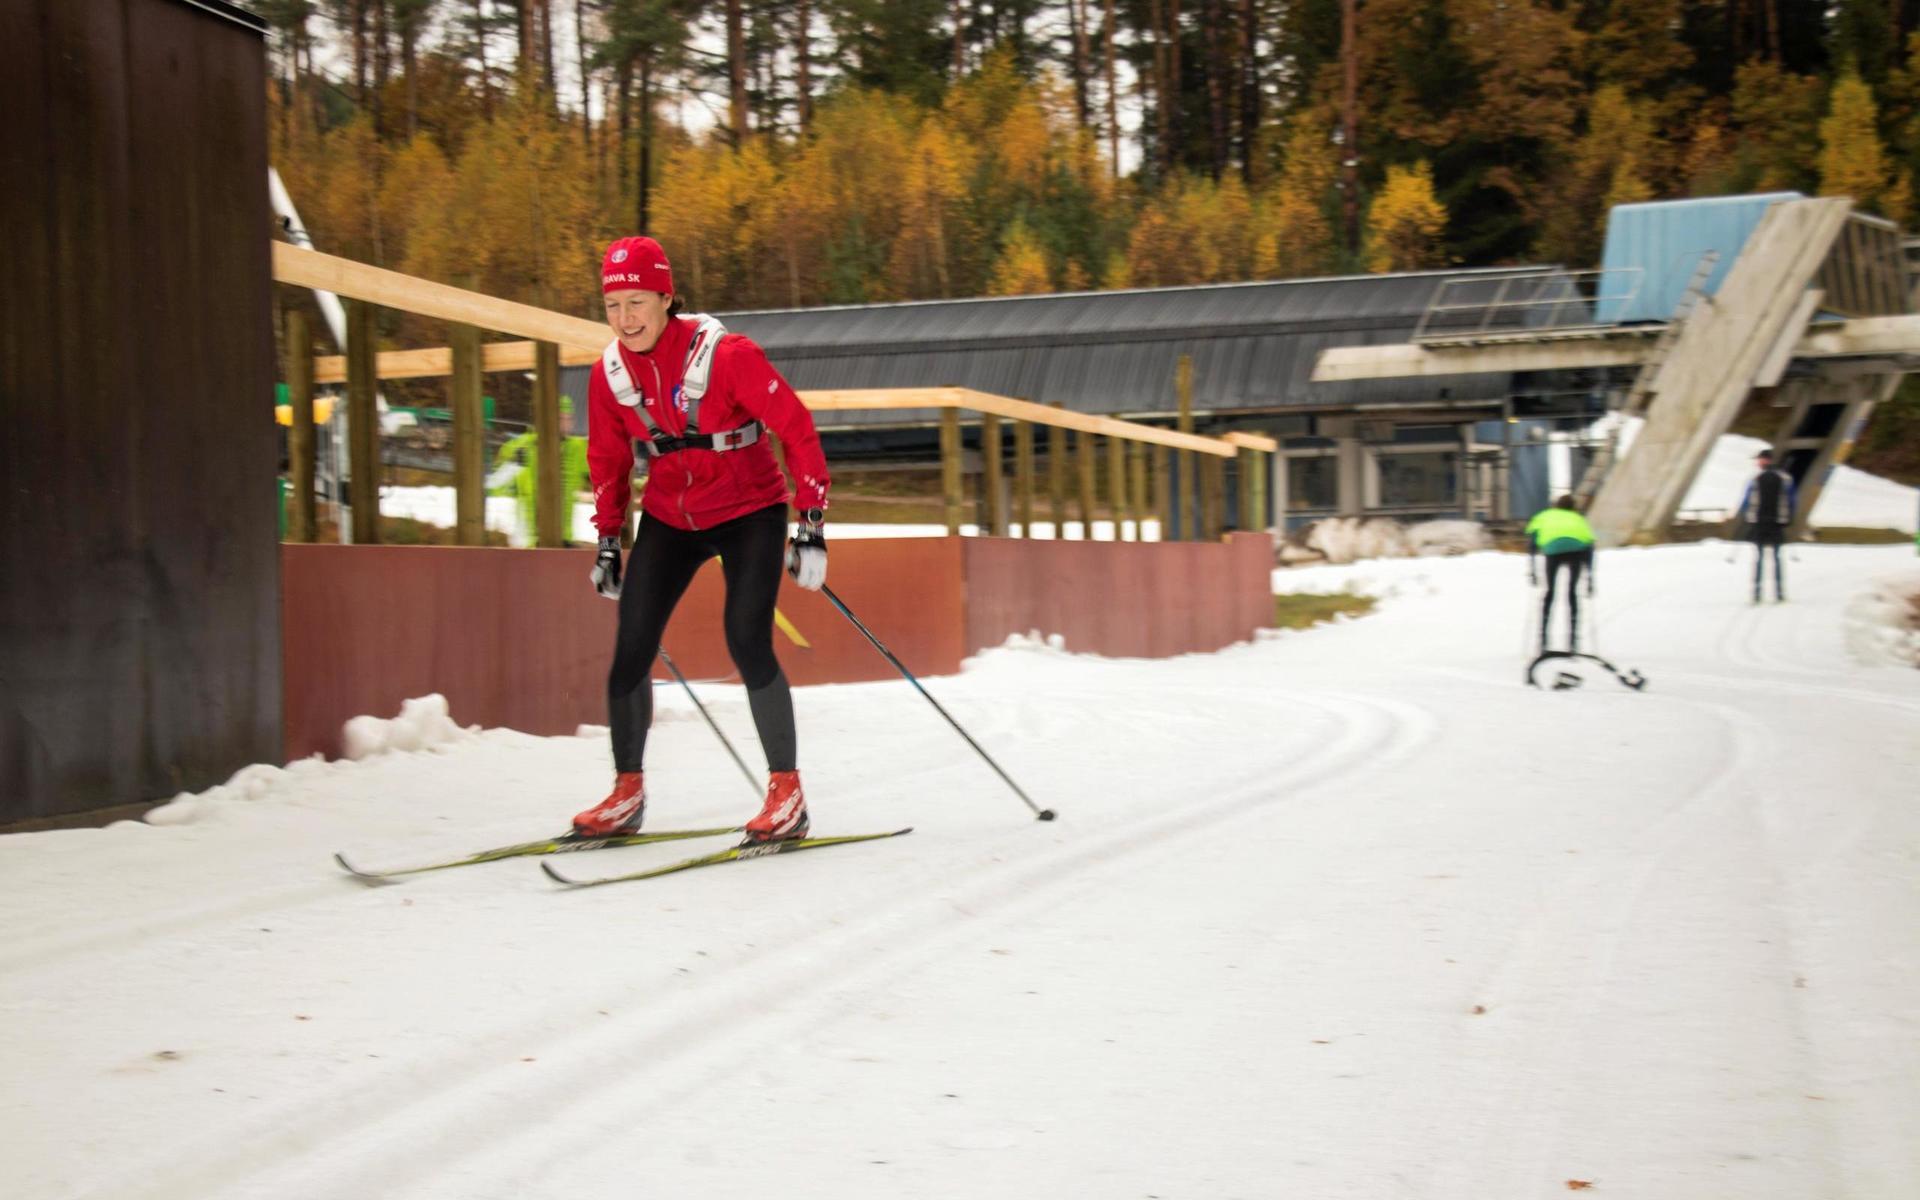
[586, 315, 830, 536]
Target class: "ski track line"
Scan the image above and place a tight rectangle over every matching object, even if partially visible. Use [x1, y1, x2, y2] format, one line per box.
[1428, 690, 1836, 1198]
[98, 691, 1432, 1200]
[0, 877, 374, 979]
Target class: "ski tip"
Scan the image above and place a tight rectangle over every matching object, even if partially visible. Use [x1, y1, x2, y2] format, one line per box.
[540, 860, 582, 886]
[333, 853, 392, 885]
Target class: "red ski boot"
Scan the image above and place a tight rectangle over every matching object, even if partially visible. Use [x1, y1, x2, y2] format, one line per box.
[572, 771, 646, 837]
[743, 770, 810, 843]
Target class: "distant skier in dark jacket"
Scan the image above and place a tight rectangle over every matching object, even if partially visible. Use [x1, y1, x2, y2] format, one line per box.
[1736, 448, 1796, 603]
[1526, 495, 1596, 654]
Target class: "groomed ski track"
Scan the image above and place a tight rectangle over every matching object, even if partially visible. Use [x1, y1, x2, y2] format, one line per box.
[1, 544, 1915, 1199]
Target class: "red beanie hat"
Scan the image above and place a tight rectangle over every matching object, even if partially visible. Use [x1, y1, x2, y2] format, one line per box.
[601, 236, 673, 296]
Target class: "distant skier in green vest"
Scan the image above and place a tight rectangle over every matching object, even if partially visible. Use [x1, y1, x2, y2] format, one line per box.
[1526, 495, 1597, 654]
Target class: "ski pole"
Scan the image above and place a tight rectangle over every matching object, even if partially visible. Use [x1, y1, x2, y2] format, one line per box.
[819, 583, 1056, 822]
[658, 649, 760, 795]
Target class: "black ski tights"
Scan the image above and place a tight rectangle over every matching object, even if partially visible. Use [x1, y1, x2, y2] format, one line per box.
[1752, 541, 1785, 600]
[607, 503, 795, 773]
[1540, 548, 1592, 652]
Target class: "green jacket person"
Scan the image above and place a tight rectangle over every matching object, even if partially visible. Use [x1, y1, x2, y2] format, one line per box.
[1525, 495, 1596, 654]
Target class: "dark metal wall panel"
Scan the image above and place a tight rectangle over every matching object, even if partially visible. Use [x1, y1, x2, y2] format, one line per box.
[0, 0, 278, 822]
[719, 268, 1538, 422]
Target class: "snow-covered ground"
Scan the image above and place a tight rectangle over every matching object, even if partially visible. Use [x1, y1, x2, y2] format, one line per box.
[4, 545, 1918, 1199]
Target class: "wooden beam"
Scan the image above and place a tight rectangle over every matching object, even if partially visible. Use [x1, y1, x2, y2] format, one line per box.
[534, 341, 564, 548]
[1202, 453, 1227, 540]
[1108, 432, 1129, 541]
[1237, 448, 1256, 533]
[1048, 416, 1068, 536]
[1014, 419, 1035, 538]
[1076, 429, 1098, 539]
[313, 340, 600, 385]
[345, 299, 379, 545]
[801, 387, 1236, 456]
[981, 413, 1004, 536]
[450, 323, 485, 547]
[1128, 441, 1148, 541]
[274, 243, 608, 351]
[1152, 446, 1172, 541]
[283, 309, 317, 543]
[1252, 451, 1272, 532]
[1222, 430, 1280, 452]
[940, 407, 963, 536]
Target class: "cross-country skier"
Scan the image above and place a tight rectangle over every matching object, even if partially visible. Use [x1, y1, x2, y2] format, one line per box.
[1526, 495, 1596, 653]
[1735, 448, 1796, 603]
[572, 236, 831, 843]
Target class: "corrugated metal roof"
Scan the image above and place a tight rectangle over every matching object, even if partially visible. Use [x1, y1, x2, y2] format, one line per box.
[712, 267, 1546, 426]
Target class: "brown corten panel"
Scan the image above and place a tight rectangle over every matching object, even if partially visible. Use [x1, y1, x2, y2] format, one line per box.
[1, 0, 278, 822]
[281, 539, 966, 761]
[960, 534, 1274, 660]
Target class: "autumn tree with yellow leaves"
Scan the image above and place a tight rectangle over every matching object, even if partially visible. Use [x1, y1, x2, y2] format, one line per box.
[1364, 162, 1449, 272]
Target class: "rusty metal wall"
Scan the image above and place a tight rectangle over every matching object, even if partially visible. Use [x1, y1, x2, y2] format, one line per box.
[961, 534, 1275, 661]
[279, 540, 971, 763]
[278, 537, 1274, 765]
[0, 0, 279, 822]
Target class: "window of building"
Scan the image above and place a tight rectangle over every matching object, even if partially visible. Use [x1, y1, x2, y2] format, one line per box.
[1376, 451, 1458, 507]
[1288, 455, 1337, 509]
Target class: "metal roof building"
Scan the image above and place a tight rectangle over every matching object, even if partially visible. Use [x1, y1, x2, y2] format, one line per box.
[709, 266, 1551, 431]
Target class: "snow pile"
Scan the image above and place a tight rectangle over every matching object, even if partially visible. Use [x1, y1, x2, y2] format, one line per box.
[1843, 569, 1920, 667]
[144, 762, 312, 826]
[1280, 516, 1489, 565]
[340, 693, 476, 760]
[987, 629, 1069, 655]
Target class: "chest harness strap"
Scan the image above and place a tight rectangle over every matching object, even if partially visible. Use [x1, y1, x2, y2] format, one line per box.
[602, 315, 762, 455]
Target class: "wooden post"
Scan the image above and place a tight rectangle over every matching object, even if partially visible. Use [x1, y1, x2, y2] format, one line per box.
[941, 406, 963, 535]
[1048, 413, 1068, 537]
[283, 309, 317, 543]
[534, 340, 564, 547]
[1014, 419, 1035, 537]
[1175, 354, 1195, 541]
[981, 412, 1004, 536]
[345, 298, 379, 545]
[1253, 450, 1272, 532]
[1108, 432, 1129, 541]
[1203, 453, 1227, 540]
[450, 321, 486, 547]
[1237, 448, 1256, 532]
[1129, 440, 1148, 541]
[1076, 429, 1098, 539]
[1153, 445, 1172, 540]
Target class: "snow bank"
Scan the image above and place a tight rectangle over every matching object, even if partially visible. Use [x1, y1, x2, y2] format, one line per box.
[1844, 568, 1920, 667]
[340, 693, 476, 760]
[1280, 516, 1489, 565]
[144, 763, 305, 826]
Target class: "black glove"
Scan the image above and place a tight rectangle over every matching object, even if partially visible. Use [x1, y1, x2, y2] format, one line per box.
[787, 508, 827, 591]
[590, 535, 623, 599]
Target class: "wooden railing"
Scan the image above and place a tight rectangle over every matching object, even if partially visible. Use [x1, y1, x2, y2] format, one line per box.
[274, 243, 1281, 545]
